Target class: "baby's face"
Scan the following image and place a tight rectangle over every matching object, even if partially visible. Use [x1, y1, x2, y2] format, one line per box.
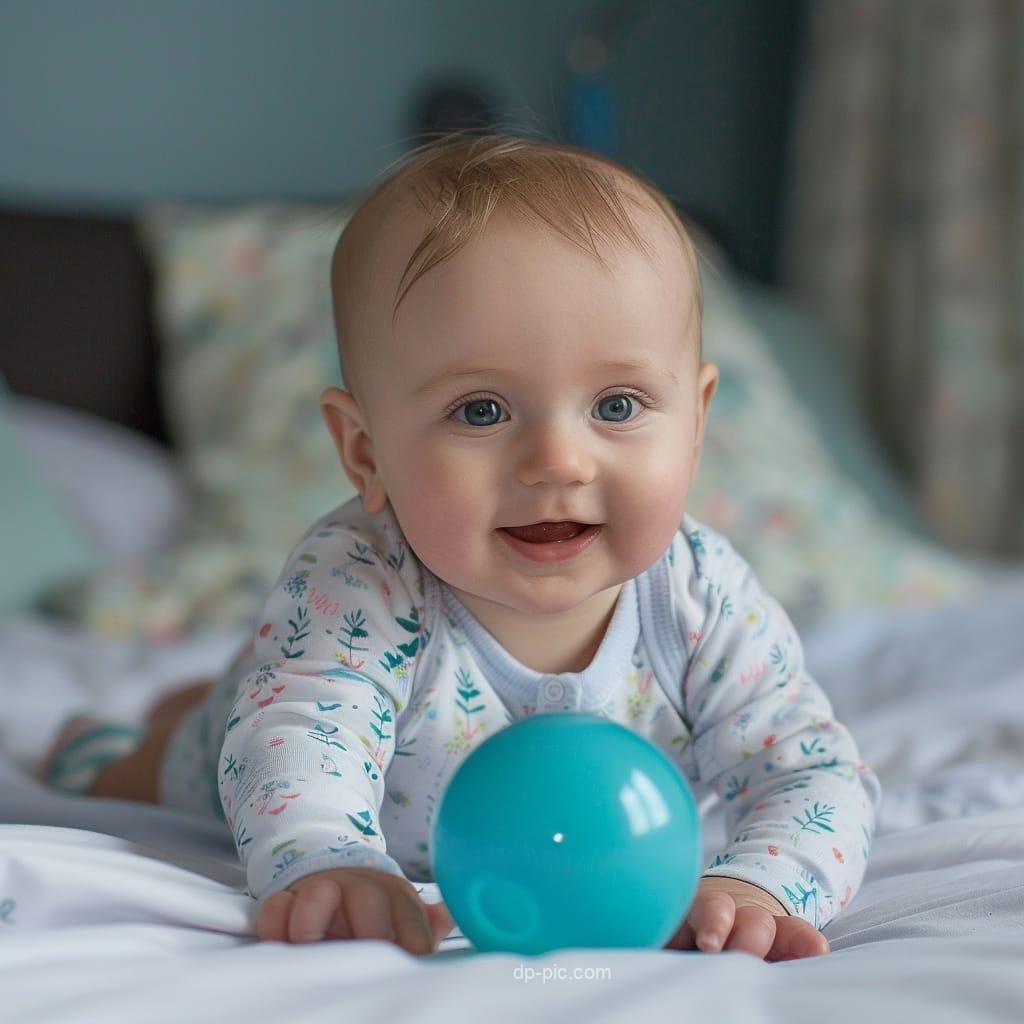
[324, 196, 717, 618]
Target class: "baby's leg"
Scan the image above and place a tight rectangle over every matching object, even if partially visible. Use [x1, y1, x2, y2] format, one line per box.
[40, 638, 254, 802]
[87, 678, 217, 803]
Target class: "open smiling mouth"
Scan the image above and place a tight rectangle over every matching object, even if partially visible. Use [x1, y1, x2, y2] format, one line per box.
[497, 521, 603, 562]
[501, 521, 590, 543]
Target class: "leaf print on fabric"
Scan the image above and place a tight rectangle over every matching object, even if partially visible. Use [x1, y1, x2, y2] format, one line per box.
[801, 737, 828, 757]
[394, 735, 418, 757]
[780, 878, 819, 918]
[861, 824, 873, 861]
[384, 542, 407, 574]
[790, 801, 836, 844]
[454, 668, 485, 716]
[778, 868, 819, 925]
[329, 540, 377, 590]
[687, 528, 707, 568]
[706, 852, 738, 869]
[724, 774, 750, 801]
[347, 541, 376, 567]
[222, 752, 246, 785]
[443, 668, 489, 754]
[369, 693, 393, 750]
[328, 609, 370, 668]
[347, 809, 379, 838]
[768, 642, 790, 682]
[280, 606, 311, 659]
[234, 822, 253, 861]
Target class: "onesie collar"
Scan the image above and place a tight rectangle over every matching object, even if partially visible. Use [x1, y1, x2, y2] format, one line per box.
[424, 569, 641, 715]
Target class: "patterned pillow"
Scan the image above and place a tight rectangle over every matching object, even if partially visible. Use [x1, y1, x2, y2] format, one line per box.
[45, 203, 982, 641]
[141, 202, 360, 548]
[688, 269, 981, 627]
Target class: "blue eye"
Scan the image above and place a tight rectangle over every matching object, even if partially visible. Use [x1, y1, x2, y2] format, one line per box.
[594, 394, 635, 422]
[455, 398, 505, 427]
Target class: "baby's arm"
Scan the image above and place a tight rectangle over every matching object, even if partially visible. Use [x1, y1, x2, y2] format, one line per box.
[675, 521, 883, 932]
[218, 513, 431, 932]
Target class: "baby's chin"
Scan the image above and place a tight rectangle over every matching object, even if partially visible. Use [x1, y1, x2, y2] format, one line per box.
[440, 566, 625, 620]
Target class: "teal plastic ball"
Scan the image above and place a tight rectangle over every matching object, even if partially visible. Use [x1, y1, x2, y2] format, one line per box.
[430, 713, 701, 955]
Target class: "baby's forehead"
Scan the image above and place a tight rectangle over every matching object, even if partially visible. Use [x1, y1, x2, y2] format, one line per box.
[333, 169, 698, 400]
[379, 186, 687, 298]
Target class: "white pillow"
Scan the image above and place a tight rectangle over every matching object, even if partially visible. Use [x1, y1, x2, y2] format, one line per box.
[8, 396, 188, 561]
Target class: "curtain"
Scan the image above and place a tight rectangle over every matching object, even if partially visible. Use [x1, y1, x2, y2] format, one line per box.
[782, 0, 1024, 557]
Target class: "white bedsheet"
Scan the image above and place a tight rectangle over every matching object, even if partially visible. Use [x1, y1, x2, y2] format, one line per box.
[2, 572, 1024, 1023]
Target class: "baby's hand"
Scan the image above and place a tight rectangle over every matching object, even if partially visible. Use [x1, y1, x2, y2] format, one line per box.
[256, 867, 454, 956]
[664, 876, 830, 961]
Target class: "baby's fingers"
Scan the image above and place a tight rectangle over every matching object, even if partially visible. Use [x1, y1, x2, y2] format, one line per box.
[390, 893, 447, 956]
[723, 905, 777, 958]
[288, 877, 348, 943]
[686, 889, 737, 952]
[424, 900, 456, 948]
[340, 876, 396, 944]
[256, 889, 295, 942]
[764, 915, 831, 962]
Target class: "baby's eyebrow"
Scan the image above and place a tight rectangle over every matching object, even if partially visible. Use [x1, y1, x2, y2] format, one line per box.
[413, 358, 678, 397]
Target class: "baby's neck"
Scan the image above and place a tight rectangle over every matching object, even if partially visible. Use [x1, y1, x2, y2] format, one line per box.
[447, 583, 623, 676]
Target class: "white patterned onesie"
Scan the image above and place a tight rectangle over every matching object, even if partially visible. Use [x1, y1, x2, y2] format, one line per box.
[158, 496, 882, 931]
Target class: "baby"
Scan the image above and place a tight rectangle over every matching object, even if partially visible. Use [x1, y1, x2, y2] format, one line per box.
[39, 132, 881, 961]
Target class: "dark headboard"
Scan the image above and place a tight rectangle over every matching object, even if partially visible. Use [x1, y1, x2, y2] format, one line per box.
[0, 205, 169, 444]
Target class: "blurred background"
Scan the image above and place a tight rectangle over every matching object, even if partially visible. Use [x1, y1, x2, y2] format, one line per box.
[0, 0, 1021, 643]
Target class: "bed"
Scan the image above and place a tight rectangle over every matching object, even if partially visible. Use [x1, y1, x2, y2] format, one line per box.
[2, 202, 1024, 1023]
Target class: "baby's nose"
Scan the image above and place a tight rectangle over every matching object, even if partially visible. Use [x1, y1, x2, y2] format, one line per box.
[516, 422, 597, 487]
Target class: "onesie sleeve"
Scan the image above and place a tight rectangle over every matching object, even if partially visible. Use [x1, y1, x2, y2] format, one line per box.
[672, 517, 883, 931]
[218, 504, 430, 903]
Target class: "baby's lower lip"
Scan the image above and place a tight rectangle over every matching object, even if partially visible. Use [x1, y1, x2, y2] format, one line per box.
[496, 523, 603, 564]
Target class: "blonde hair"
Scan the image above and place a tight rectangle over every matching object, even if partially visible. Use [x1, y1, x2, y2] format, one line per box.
[331, 130, 705, 397]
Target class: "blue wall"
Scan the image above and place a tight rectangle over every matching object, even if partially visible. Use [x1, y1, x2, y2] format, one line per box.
[0, 0, 803, 281]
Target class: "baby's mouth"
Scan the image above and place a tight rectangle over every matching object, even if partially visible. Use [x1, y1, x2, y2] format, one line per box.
[500, 521, 589, 544]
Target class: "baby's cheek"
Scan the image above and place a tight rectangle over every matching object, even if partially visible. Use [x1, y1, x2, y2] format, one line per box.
[390, 455, 482, 563]
[607, 455, 691, 568]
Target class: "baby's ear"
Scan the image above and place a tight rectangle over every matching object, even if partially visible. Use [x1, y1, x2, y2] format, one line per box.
[693, 362, 719, 448]
[319, 387, 388, 515]
[687, 362, 719, 486]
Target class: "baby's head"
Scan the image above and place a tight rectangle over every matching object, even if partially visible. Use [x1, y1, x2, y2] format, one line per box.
[321, 132, 718, 616]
